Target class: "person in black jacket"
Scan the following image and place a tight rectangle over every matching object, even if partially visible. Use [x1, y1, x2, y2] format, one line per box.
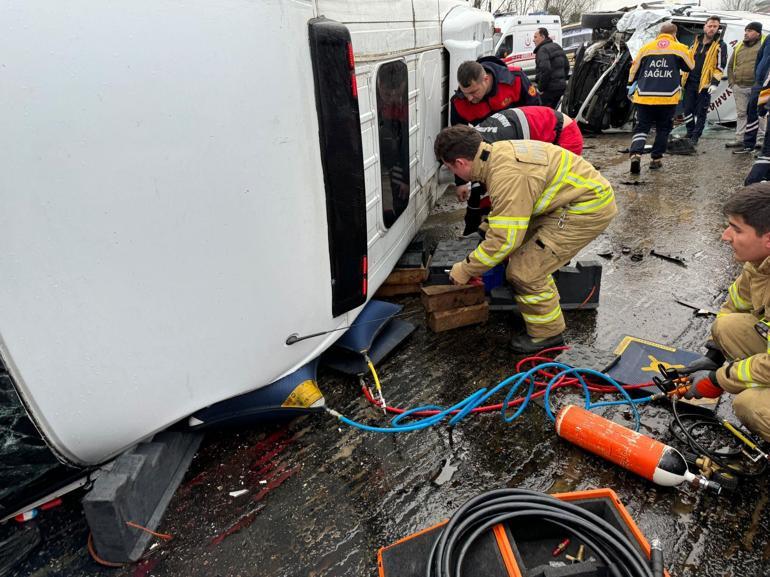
[533, 28, 570, 108]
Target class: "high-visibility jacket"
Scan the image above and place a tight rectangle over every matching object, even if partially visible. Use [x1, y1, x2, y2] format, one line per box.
[629, 34, 694, 105]
[473, 106, 583, 155]
[454, 140, 615, 280]
[682, 34, 727, 92]
[450, 57, 540, 126]
[715, 256, 770, 390]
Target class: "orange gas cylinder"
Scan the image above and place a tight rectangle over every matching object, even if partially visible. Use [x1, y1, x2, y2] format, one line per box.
[555, 405, 716, 490]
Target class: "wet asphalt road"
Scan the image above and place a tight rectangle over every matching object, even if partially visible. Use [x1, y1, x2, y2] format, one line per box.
[10, 128, 770, 577]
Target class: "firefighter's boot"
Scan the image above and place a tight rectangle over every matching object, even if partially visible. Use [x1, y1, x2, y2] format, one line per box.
[510, 333, 565, 354]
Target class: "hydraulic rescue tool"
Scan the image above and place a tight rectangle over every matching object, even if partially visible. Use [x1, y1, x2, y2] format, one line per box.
[656, 365, 769, 484]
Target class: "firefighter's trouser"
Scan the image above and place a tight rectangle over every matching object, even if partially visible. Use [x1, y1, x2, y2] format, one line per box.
[629, 104, 676, 159]
[683, 82, 711, 143]
[505, 201, 617, 338]
[712, 312, 770, 442]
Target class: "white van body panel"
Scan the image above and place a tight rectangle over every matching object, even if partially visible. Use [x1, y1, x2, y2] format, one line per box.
[494, 14, 562, 74]
[0, 0, 493, 465]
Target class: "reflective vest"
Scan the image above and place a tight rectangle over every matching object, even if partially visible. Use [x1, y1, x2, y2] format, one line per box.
[629, 34, 694, 105]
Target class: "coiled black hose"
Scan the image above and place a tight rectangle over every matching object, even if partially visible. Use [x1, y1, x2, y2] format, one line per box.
[669, 399, 767, 478]
[425, 488, 653, 577]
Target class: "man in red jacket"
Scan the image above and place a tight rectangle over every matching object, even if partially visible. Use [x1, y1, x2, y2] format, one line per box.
[450, 57, 540, 126]
[450, 57, 542, 235]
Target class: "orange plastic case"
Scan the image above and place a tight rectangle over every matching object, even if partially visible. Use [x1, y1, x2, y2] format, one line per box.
[377, 488, 670, 577]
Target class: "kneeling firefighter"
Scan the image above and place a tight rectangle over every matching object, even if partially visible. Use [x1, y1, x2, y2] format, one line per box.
[435, 126, 617, 354]
[682, 183, 770, 442]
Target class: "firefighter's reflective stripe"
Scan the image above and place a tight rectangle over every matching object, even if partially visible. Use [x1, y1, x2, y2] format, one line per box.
[564, 174, 615, 214]
[515, 289, 555, 304]
[729, 281, 752, 311]
[534, 150, 614, 216]
[516, 275, 557, 304]
[473, 216, 529, 266]
[735, 357, 760, 388]
[534, 150, 571, 215]
[522, 304, 563, 325]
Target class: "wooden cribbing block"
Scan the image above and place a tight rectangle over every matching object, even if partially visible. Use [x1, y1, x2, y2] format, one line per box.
[375, 283, 423, 297]
[427, 302, 489, 333]
[383, 267, 428, 286]
[420, 284, 486, 313]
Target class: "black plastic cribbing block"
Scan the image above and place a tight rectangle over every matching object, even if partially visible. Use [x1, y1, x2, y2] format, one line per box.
[82, 432, 202, 563]
[426, 238, 480, 285]
[551, 260, 602, 310]
[489, 260, 602, 312]
[396, 250, 424, 269]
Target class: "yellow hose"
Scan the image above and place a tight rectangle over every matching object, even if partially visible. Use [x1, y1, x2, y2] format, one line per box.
[365, 355, 386, 411]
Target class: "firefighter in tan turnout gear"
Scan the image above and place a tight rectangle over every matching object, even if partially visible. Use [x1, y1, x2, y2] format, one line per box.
[683, 184, 770, 442]
[434, 125, 617, 354]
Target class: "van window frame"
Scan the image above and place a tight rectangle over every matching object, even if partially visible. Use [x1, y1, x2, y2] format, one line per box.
[374, 59, 411, 230]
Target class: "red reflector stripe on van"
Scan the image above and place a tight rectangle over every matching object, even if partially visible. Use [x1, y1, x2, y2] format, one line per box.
[347, 42, 355, 70]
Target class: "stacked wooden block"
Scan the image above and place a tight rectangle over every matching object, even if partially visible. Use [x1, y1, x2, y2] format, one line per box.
[421, 284, 489, 333]
[375, 266, 429, 297]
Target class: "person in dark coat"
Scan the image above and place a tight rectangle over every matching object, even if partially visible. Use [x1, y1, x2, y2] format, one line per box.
[533, 28, 570, 108]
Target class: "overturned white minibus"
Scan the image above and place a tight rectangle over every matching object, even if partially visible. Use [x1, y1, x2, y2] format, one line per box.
[0, 0, 493, 469]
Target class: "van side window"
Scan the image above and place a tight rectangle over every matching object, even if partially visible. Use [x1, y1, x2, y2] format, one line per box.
[496, 35, 513, 59]
[376, 61, 410, 228]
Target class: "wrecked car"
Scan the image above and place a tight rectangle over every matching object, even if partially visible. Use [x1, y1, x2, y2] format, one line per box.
[563, 7, 770, 132]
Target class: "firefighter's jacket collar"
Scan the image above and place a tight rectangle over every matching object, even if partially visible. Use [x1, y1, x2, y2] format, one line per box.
[471, 141, 494, 182]
[754, 255, 770, 273]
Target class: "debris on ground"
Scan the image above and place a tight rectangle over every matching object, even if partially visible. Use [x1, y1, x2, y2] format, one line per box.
[651, 249, 687, 267]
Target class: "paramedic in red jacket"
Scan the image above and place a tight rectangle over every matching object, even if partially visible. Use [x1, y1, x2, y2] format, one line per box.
[450, 58, 541, 235]
[474, 106, 583, 155]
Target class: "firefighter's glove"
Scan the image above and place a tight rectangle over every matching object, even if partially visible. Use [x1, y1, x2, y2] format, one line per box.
[683, 370, 722, 400]
[626, 83, 636, 100]
[679, 356, 720, 375]
[707, 84, 718, 95]
[449, 262, 471, 285]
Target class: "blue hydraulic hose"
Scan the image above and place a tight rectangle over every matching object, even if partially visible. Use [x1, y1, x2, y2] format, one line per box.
[330, 361, 655, 434]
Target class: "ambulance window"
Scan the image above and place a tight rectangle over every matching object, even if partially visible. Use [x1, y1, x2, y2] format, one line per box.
[376, 61, 410, 228]
[496, 35, 513, 58]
